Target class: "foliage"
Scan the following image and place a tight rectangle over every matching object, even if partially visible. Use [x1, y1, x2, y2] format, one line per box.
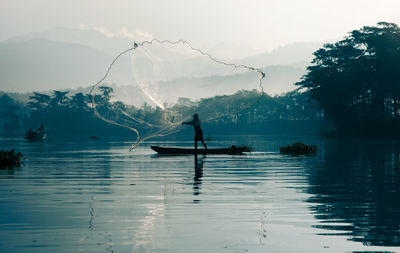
[0, 149, 23, 169]
[1, 86, 323, 138]
[0, 94, 25, 134]
[296, 22, 400, 136]
[24, 89, 127, 137]
[279, 142, 317, 155]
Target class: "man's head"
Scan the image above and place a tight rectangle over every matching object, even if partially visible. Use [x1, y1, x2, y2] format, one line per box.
[193, 114, 199, 119]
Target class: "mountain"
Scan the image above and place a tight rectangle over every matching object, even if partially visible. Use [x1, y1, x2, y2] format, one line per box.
[204, 42, 259, 61]
[7, 27, 132, 55]
[0, 38, 132, 92]
[240, 41, 323, 68]
[110, 64, 305, 107]
[0, 27, 320, 95]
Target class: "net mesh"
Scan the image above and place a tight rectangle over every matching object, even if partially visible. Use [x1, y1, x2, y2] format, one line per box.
[90, 39, 266, 150]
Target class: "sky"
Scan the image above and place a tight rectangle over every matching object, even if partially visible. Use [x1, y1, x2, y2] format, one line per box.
[1, 0, 400, 52]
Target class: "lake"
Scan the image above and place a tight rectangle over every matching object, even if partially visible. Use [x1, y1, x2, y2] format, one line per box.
[0, 135, 399, 253]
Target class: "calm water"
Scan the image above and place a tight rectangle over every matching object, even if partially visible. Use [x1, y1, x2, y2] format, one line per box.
[1, 135, 400, 253]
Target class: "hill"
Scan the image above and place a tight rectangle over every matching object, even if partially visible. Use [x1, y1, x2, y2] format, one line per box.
[0, 28, 321, 95]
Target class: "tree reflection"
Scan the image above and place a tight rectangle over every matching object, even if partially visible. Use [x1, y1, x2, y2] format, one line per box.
[307, 139, 400, 246]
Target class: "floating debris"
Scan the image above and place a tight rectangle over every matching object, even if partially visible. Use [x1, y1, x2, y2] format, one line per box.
[0, 149, 23, 169]
[279, 142, 317, 155]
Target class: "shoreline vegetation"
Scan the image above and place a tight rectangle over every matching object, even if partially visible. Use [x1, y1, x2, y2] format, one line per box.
[0, 149, 23, 169]
[0, 88, 325, 138]
[296, 22, 400, 138]
[279, 142, 317, 155]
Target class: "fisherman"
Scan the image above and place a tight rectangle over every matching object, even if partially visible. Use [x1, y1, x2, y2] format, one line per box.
[182, 114, 207, 150]
[37, 124, 44, 134]
[26, 128, 34, 139]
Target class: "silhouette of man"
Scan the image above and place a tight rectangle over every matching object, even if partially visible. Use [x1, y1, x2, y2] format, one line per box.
[37, 124, 44, 134]
[182, 114, 207, 150]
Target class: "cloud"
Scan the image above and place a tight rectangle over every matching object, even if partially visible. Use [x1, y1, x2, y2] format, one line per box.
[78, 24, 114, 38]
[78, 24, 153, 41]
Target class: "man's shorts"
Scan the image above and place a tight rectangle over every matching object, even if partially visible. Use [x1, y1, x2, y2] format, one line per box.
[195, 130, 204, 141]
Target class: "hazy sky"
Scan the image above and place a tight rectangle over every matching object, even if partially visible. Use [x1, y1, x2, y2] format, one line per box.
[1, 0, 400, 52]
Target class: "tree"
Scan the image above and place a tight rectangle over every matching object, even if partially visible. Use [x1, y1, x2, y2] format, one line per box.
[71, 92, 89, 111]
[99, 86, 114, 103]
[28, 92, 51, 112]
[0, 95, 21, 134]
[50, 90, 70, 108]
[296, 22, 400, 136]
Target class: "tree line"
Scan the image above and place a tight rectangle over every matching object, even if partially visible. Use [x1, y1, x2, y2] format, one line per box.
[0, 87, 322, 138]
[297, 22, 400, 137]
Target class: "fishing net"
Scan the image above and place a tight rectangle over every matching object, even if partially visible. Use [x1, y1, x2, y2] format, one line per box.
[90, 39, 265, 150]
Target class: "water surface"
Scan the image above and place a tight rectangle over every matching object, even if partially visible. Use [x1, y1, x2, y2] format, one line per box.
[0, 135, 399, 252]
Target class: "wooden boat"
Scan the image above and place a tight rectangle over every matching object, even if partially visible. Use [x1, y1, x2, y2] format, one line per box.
[25, 126, 46, 141]
[151, 145, 248, 155]
[25, 130, 46, 141]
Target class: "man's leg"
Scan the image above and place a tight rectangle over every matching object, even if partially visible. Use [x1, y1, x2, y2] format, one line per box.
[201, 139, 207, 149]
[195, 140, 198, 150]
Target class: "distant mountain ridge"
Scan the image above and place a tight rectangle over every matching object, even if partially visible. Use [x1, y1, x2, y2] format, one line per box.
[240, 41, 322, 68]
[0, 27, 323, 96]
[6, 27, 132, 55]
[0, 38, 132, 92]
[0, 63, 305, 108]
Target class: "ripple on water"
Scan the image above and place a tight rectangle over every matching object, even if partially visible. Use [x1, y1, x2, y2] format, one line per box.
[0, 136, 400, 252]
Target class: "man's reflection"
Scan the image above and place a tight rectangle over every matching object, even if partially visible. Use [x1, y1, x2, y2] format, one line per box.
[193, 155, 204, 198]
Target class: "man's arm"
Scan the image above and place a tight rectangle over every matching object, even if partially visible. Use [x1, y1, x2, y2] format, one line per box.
[182, 120, 194, 125]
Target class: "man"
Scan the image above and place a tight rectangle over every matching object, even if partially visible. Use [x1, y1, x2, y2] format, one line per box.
[182, 114, 207, 150]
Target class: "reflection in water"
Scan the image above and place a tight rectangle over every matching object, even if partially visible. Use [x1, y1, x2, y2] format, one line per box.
[193, 155, 204, 198]
[307, 139, 400, 246]
[89, 196, 95, 230]
[3, 136, 400, 252]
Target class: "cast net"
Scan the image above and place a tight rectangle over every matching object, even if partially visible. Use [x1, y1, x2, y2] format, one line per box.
[90, 39, 265, 150]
